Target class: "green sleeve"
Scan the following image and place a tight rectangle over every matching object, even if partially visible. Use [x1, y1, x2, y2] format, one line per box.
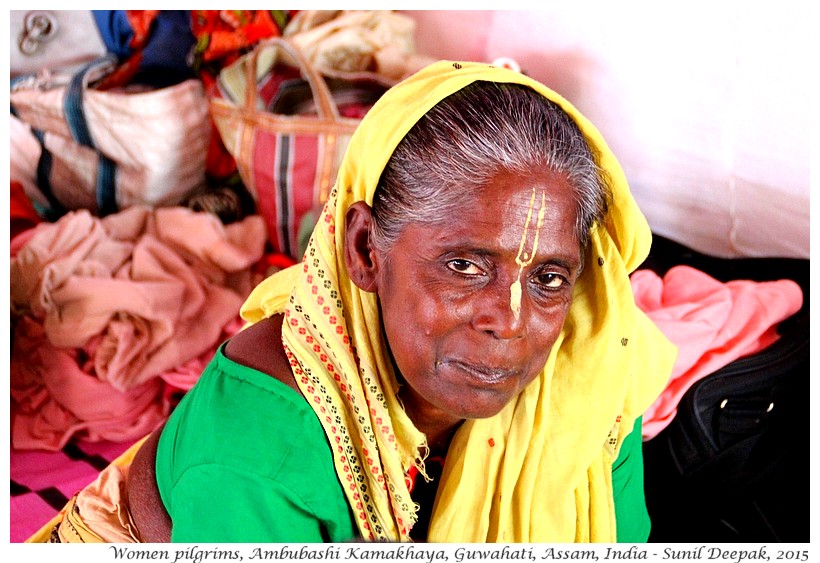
[169, 464, 337, 543]
[613, 416, 651, 542]
[156, 347, 357, 543]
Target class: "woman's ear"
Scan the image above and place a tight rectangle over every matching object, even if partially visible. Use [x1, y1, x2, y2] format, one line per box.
[344, 201, 380, 292]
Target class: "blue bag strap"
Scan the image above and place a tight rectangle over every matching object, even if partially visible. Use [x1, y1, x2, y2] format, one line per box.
[64, 55, 120, 216]
[11, 79, 67, 220]
[32, 128, 68, 220]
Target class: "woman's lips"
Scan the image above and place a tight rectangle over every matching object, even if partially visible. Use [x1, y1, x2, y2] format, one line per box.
[440, 359, 518, 384]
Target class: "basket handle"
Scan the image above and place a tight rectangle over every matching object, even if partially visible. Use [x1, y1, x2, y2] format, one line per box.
[244, 36, 339, 120]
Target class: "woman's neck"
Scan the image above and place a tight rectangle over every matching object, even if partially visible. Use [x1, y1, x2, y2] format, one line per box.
[423, 421, 461, 457]
[398, 389, 463, 456]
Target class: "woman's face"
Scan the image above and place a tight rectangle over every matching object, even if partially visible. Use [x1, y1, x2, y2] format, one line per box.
[373, 168, 583, 426]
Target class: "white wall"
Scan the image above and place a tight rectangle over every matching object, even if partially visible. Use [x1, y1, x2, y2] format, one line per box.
[404, 6, 811, 259]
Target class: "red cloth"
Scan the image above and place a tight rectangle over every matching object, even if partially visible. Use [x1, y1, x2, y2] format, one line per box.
[190, 10, 291, 73]
[190, 10, 292, 181]
[10, 180, 41, 241]
[632, 265, 803, 439]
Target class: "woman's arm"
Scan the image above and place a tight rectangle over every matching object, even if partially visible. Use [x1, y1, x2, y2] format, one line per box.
[126, 423, 171, 542]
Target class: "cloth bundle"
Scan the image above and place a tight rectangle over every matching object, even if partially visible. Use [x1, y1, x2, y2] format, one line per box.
[284, 10, 433, 82]
[10, 206, 266, 450]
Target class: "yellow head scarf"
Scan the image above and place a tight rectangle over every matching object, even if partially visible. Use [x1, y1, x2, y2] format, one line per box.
[241, 60, 676, 542]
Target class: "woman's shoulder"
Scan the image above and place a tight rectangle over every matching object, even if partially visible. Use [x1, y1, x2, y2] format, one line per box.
[223, 313, 300, 394]
[159, 314, 325, 477]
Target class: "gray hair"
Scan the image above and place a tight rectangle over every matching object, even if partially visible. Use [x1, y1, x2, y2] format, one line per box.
[370, 81, 611, 255]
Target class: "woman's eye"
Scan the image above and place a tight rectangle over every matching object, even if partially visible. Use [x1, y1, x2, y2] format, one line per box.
[533, 272, 566, 289]
[447, 259, 483, 275]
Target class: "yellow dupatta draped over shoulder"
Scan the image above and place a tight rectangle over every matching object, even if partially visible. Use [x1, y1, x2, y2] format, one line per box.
[241, 61, 677, 542]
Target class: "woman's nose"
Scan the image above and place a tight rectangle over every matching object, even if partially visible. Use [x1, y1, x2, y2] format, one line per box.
[472, 279, 527, 339]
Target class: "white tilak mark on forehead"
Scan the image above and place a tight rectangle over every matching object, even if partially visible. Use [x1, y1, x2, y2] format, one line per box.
[510, 188, 547, 320]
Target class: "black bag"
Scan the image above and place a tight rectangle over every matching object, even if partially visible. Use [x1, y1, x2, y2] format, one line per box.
[639, 235, 809, 543]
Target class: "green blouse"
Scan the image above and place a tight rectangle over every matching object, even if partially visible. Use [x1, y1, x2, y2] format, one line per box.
[156, 345, 650, 542]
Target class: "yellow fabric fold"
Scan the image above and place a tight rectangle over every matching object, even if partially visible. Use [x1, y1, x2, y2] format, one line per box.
[240, 60, 676, 542]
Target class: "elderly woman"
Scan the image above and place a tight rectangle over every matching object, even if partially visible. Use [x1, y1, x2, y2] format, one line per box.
[46, 60, 675, 543]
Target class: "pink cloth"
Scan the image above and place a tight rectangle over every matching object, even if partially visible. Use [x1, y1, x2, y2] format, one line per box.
[632, 265, 803, 440]
[10, 206, 266, 450]
[11, 316, 167, 450]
